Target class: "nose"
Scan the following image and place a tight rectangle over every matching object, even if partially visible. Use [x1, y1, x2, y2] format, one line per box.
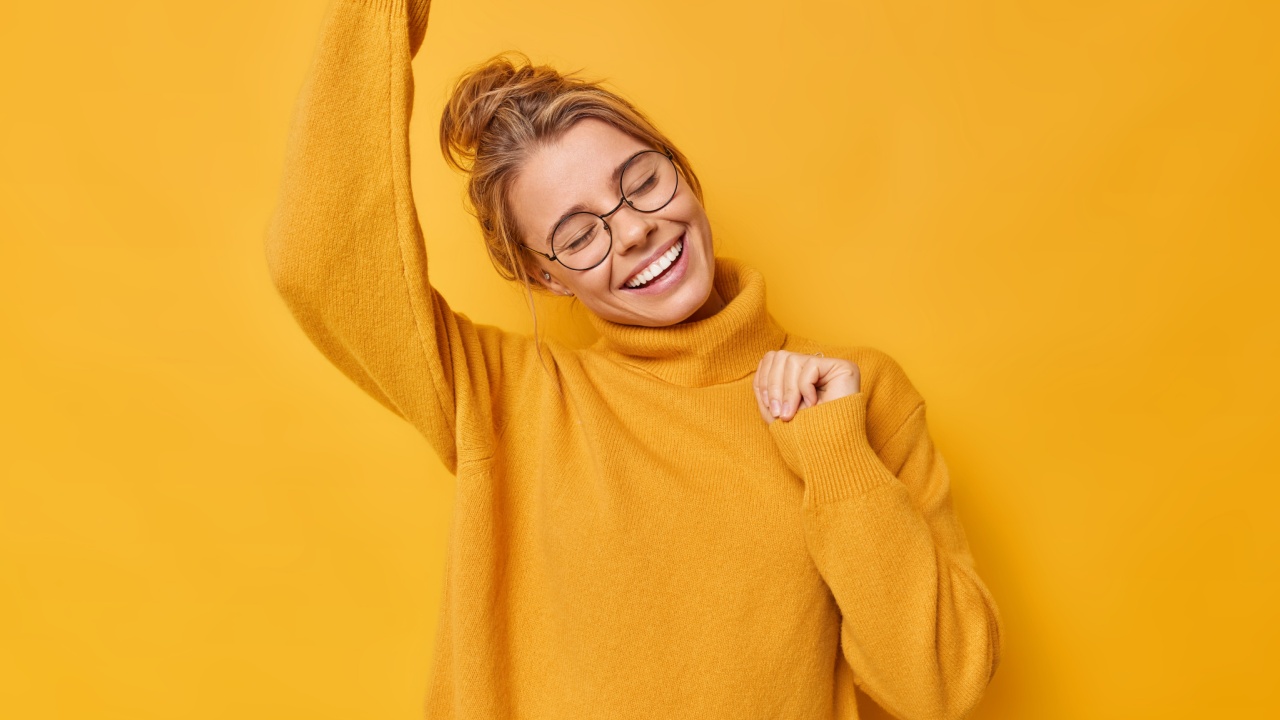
[608, 203, 661, 257]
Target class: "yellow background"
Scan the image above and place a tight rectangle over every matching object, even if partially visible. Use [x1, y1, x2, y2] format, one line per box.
[2, 0, 1277, 717]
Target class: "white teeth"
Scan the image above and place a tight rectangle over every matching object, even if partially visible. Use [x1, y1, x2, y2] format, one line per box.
[626, 240, 683, 288]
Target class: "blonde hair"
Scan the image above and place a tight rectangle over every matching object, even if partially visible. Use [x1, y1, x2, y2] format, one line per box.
[439, 52, 704, 293]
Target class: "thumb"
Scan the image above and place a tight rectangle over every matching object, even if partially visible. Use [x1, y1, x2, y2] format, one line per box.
[813, 357, 861, 400]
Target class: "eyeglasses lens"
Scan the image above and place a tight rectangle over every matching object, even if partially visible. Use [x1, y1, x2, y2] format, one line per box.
[621, 151, 678, 212]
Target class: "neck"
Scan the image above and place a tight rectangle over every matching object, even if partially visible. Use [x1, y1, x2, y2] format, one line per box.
[682, 284, 727, 324]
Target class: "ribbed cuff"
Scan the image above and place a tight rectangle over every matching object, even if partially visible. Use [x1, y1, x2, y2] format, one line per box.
[406, 0, 430, 55]
[767, 392, 897, 506]
[352, 0, 430, 56]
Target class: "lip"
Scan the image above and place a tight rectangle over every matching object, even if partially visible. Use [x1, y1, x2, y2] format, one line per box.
[620, 234, 685, 289]
[620, 233, 690, 296]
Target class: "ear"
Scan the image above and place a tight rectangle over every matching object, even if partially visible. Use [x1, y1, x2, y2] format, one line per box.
[533, 266, 574, 296]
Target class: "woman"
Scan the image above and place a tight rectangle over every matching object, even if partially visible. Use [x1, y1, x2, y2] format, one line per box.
[266, 0, 1003, 717]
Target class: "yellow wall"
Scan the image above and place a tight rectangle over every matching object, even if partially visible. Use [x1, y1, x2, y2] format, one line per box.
[2, 0, 1276, 717]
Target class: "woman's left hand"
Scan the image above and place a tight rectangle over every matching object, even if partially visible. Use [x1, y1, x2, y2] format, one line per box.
[753, 350, 861, 424]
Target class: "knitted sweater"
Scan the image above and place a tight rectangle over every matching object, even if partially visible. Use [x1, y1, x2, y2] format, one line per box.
[264, 1, 1003, 717]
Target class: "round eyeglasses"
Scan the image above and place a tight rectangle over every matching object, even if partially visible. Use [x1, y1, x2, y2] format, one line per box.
[521, 148, 680, 272]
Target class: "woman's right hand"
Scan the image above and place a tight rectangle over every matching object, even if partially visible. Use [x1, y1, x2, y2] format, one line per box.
[752, 350, 861, 424]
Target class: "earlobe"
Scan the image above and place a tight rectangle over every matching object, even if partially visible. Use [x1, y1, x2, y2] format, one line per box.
[536, 268, 573, 296]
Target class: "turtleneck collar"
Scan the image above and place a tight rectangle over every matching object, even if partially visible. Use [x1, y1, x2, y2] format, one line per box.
[586, 257, 789, 387]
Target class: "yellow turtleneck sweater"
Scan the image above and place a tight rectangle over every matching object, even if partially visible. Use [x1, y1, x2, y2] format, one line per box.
[265, 1, 1003, 717]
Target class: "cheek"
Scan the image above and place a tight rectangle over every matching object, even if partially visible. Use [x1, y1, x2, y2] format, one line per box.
[681, 199, 711, 234]
[690, 209, 713, 249]
[578, 265, 615, 295]
[662, 199, 707, 237]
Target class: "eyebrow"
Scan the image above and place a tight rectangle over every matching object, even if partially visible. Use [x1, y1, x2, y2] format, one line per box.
[542, 153, 635, 248]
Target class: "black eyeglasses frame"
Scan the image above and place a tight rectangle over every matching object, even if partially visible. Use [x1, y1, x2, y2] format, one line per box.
[520, 147, 679, 272]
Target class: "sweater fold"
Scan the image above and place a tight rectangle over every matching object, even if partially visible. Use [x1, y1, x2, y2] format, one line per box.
[588, 258, 788, 387]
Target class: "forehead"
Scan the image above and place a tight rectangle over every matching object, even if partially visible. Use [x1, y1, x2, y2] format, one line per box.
[510, 118, 649, 247]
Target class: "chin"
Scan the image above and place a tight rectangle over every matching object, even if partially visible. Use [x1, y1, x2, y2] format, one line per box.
[652, 262, 715, 326]
[665, 245, 716, 322]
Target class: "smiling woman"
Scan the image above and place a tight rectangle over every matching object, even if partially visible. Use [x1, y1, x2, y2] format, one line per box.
[264, 0, 1003, 717]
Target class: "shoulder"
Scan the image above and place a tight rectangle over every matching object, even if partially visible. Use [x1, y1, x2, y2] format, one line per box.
[782, 336, 927, 445]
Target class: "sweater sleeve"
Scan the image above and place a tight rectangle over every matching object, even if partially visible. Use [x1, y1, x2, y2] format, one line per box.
[767, 388, 1003, 719]
[265, 0, 529, 472]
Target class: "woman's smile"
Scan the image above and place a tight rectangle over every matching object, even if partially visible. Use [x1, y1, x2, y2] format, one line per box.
[621, 234, 685, 291]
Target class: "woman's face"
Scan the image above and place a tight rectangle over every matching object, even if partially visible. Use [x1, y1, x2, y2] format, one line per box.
[509, 118, 718, 327]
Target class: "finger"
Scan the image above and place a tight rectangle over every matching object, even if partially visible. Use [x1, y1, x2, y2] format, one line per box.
[752, 351, 773, 399]
[752, 372, 772, 424]
[798, 357, 821, 410]
[753, 353, 774, 423]
[767, 351, 791, 418]
[755, 351, 774, 403]
[812, 357, 858, 405]
[781, 355, 806, 421]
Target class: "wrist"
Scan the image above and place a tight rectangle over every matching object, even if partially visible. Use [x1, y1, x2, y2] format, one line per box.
[767, 392, 896, 506]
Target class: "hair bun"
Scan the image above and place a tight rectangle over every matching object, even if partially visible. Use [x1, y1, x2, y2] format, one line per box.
[440, 52, 569, 171]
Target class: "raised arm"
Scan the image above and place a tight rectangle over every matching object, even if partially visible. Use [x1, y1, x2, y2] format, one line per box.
[766, 350, 1003, 719]
[265, 0, 526, 471]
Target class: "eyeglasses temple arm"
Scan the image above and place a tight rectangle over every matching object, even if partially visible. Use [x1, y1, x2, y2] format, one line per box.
[519, 243, 555, 262]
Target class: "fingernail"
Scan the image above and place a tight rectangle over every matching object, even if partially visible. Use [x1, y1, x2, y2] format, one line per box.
[770, 400, 780, 416]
